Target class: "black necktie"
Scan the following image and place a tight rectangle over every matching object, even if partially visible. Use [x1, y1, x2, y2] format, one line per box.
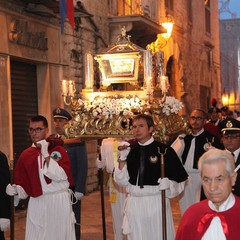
[139, 147, 145, 188]
[181, 135, 194, 165]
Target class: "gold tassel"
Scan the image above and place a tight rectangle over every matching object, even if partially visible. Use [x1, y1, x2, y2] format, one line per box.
[108, 191, 117, 203]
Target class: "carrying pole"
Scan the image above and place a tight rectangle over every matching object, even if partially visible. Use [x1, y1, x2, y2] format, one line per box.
[98, 145, 107, 240]
[159, 148, 167, 240]
[10, 156, 15, 240]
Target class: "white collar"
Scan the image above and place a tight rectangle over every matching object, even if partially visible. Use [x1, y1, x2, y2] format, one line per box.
[226, 148, 240, 161]
[192, 128, 204, 137]
[138, 136, 154, 146]
[208, 193, 235, 212]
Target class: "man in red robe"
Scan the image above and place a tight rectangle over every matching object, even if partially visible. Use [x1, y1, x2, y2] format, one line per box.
[6, 115, 76, 240]
[176, 148, 240, 240]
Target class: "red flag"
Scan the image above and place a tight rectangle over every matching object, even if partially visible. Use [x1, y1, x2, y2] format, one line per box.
[67, 0, 74, 31]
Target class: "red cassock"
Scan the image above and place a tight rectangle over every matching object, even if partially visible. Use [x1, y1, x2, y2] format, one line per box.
[14, 145, 73, 197]
[176, 196, 240, 240]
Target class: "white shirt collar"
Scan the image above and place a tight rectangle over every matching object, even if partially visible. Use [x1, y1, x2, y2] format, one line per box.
[232, 148, 240, 159]
[208, 193, 235, 212]
[138, 136, 154, 146]
[226, 148, 240, 161]
[192, 128, 204, 137]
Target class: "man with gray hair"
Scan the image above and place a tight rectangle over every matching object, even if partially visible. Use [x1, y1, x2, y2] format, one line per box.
[176, 148, 240, 240]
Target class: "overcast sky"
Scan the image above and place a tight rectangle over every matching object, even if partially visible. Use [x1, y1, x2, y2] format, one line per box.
[219, 0, 240, 19]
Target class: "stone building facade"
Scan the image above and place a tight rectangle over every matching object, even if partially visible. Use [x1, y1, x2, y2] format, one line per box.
[220, 18, 240, 111]
[0, 0, 221, 192]
[162, 0, 221, 114]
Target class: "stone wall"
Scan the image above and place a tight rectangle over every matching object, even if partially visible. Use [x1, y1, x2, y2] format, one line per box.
[163, 0, 221, 114]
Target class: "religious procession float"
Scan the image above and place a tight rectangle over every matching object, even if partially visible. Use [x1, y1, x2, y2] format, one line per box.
[62, 27, 190, 143]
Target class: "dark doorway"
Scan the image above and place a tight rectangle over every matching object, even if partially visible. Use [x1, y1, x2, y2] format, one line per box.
[10, 60, 38, 160]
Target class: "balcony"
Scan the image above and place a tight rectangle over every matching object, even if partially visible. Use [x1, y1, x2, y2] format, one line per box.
[108, 0, 166, 48]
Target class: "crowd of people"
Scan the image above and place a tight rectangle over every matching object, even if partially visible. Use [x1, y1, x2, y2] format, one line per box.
[1, 104, 240, 240]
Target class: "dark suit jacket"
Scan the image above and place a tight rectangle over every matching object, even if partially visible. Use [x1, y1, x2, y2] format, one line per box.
[64, 142, 88, 194]
[0, 151, 11, 239]
[233, 152, 240, 196]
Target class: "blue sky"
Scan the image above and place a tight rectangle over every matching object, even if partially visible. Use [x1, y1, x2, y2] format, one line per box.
[219, 0, 240, 19]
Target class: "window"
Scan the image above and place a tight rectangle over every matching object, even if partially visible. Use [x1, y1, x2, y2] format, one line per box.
[165, 0, 173, 11]
[117, 0, 142, 16]
[205, 0, 211, 33]
[187, 0, 192, 23]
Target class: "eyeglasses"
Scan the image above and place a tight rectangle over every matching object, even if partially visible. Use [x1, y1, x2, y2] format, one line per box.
[28, 127, 45, 134]
[190, 116, 204, 121]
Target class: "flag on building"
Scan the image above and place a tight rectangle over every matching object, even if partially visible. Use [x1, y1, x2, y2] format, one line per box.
[60, 0, 75, 33]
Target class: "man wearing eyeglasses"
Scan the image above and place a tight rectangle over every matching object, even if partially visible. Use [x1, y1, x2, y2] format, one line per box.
[6, 115, 76, 240]
[171, 109, 223, 215]
[219, 118, 240, 196]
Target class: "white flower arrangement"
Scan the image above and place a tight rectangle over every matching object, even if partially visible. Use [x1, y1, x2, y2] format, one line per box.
[79, 96, 147, 119]
[77, 95, 183, 119]
[159, 96, 184, 116]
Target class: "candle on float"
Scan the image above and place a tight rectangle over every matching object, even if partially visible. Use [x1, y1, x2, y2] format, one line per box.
[144, 49, 152, 82]
[145, 78, 152, 94]
[160, 76, 169, 93]
[62, 80, 68, 96]
[68, 80, 76, 97]
[85, 52, 94, 89]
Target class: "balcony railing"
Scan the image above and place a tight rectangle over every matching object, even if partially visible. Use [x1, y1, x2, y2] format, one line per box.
[108, 0, 158, 22]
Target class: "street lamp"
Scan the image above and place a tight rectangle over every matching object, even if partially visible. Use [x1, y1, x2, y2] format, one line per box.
[222, 91, 229, 106]
[154, 16, 174, 49]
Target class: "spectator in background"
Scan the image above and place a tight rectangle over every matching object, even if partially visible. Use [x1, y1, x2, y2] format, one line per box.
[171, 109, 223, 215]
[0, 151, 11, 240]
[207, 98, 221, 127]
[176, 149, 240, 240]
[52, 107, 88, 240]
[221, 106, 229, 120]
[207, 107, 221, 127]
[236, 111, 240, 121]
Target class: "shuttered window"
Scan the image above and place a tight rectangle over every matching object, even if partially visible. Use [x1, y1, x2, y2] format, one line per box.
[10, 60, 38, 159]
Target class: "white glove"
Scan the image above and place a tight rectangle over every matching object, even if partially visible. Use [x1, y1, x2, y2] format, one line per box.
[6, 184, 17, 196]
[14, 195, 20, 207]
[118, 141, 130, 161]
[0, 218, 10, 231]
[75, 192, 83, 200]
[96, 157, 104, 169]
[16, 185, 28, 199]
[158, 178, 170, 191]
[37, 139, 49, 158]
